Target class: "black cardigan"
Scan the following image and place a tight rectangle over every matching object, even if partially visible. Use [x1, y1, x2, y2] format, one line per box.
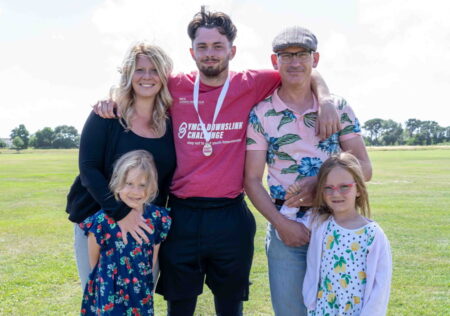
[66, 111, 175, 223]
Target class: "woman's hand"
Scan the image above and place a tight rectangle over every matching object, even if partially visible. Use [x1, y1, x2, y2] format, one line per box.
[117, 209, 152, 244]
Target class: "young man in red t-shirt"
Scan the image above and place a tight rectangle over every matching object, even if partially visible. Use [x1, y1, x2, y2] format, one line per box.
[156, 9, 339, 315]
[94, 7, 339, 316]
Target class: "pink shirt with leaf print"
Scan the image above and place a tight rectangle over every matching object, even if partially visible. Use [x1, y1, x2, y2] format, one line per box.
[246, 89, 361, 202]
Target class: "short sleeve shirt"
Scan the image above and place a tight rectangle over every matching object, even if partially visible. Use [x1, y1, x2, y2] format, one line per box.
[168, 70, 280, 198]
[246, 89, 361, 201]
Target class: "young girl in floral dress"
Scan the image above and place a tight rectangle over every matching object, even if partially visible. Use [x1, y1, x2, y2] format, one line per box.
[291, 152, 392, 316]
[79, 150, 171, 315]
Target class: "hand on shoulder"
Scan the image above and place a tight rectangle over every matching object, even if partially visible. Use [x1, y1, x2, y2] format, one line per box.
[92, 99, 120, 119]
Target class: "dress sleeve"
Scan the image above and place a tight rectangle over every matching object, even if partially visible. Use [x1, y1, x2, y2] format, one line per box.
[149, 205, 172, 245]
[78, 111, 131, 221]
[79, 211, 113, 248]
[360, 225, 392, 316]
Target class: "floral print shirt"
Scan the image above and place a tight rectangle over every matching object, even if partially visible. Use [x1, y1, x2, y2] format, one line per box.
[246, 89, 361, 212]
[79, 204, 171, 316]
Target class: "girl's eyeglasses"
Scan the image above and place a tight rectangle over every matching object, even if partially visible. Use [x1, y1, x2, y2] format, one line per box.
[323, 182, 356, 195]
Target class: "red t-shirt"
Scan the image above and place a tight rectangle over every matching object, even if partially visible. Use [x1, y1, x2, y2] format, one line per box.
[169, 70, 280, 198]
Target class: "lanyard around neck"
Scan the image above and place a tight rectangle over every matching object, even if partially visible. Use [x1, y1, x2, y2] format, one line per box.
[192, 73, 230, 143]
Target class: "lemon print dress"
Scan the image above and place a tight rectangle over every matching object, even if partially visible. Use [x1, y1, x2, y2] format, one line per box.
[309, 218, 376, 316]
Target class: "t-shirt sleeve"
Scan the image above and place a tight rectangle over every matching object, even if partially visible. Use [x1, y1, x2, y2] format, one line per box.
[335, 96, 362, 142]
[79, 211, 112, 248]
[250, 69, 281, 104]
[246, 106, 269, 151]
[149, 205, 172, 245]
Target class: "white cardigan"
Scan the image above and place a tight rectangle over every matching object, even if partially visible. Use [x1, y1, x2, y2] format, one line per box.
[301, 214, 392, 316]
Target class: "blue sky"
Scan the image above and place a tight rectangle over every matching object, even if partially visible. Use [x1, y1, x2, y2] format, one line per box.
[0, 0, 449, 137]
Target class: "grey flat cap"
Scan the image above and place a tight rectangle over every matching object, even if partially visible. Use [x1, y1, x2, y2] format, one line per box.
[272, 26, 318, 52]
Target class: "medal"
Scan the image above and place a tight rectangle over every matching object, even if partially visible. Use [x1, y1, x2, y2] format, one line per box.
[202, 142, 213, 156]
[192, 73, 230, 157]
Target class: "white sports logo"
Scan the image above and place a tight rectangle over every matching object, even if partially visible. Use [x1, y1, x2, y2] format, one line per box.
[178, 122, 187, 139]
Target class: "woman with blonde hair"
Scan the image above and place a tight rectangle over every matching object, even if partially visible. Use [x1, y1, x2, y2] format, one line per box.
[66, 41, 176, 289]
[79, 150, 171, 315]
[113, 42, 173, 138]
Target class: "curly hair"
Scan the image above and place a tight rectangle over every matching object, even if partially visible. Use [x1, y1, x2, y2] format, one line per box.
[187, 6, 237, 44]
[111, 41, 173, 137]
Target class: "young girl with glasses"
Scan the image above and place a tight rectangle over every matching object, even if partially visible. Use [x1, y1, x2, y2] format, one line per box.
[290, 152, 392, 316]
[79, 150, 171, 315]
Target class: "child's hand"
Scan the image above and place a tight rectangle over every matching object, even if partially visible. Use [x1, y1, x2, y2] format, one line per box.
[284, 176, 318, 208]
[286, 182, 301, 196]
[285, 181, 302, 202]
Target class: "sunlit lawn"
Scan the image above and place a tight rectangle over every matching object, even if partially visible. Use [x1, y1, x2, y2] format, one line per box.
[0, 148, 449, 315]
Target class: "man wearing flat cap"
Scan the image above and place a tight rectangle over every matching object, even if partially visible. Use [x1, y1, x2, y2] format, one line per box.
[245, 26, 372, 315]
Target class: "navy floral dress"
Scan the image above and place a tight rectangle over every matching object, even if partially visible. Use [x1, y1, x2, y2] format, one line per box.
[79, 204, 171, 316]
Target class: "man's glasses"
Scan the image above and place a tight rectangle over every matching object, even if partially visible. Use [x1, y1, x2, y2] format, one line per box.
[276, 51, 312, 64]
[323, 182, 356, 195]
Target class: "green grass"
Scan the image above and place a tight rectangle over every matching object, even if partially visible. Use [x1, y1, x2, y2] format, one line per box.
[1, 148, 449, 315]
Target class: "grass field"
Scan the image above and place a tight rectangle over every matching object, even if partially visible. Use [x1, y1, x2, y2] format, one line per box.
[0, 148, 449, 315]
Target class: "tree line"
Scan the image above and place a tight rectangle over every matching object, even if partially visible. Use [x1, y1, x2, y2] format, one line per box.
[363, 118, 450, 146]
[1, 124, 80, 150]
[1, 118, 449, 150]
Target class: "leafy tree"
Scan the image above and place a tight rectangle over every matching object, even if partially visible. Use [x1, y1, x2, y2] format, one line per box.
[10, 124, 30, 149]
[363, 118, 384, 145]
[405, 119, 421, 138]
[444, 127, 450, 143]
[52, 125, 79, 148]
[419, 120, 442, 145]
[12, 136, 25, 151]
[32, 127, 55, 148]
[435, 126, 446, 144]
[380, 120, 404, 145]
[0, 139, 6, 148]
[29, 135, 37, 148]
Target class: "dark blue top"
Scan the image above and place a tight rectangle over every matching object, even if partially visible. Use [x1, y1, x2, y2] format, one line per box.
[69, 111, 176, 222]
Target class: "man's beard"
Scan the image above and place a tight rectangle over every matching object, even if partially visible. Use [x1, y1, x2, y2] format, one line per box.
[197, 58, 229, 78]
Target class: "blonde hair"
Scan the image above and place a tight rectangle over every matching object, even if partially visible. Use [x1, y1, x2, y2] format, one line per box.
[109, 150, 158, 204]
[112, 41, 173, 137]
[313, 152, 370, 222]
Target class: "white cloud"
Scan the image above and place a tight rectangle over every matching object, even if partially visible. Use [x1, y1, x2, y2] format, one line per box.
[89, 0, 236, 72]
[316, 0, 450, 126]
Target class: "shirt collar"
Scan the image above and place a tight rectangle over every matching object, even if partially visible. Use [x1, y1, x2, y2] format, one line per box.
[272, 88, 319, 116]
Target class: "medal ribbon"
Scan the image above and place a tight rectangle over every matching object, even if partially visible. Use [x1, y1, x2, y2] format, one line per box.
[192, 73, 230, 143]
